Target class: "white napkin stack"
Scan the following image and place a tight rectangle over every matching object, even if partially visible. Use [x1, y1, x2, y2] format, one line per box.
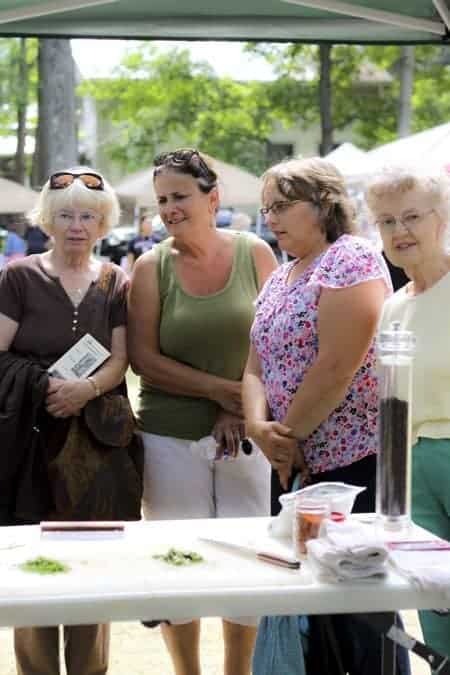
[306, 519, 389, 581]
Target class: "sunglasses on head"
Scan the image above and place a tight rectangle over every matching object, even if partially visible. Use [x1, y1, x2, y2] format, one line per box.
[153, 148, 213, 177]
[49, 172, 104, 191]
[154, 148, 199, 166]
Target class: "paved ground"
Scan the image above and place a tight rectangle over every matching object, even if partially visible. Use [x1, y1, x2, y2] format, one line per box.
[0, 372, 431, 674]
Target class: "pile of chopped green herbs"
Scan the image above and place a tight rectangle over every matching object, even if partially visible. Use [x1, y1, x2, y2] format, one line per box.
[153, 548, 204, 566]
[19, 556, 69, 575]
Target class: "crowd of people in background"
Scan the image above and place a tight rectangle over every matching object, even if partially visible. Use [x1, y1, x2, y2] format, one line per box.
[0, 149, 449, 675]
[1, 222, 49, 266]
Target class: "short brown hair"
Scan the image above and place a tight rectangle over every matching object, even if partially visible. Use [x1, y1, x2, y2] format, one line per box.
[262, 157, 355, 242]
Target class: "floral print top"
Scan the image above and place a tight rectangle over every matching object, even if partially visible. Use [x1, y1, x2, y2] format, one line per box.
[251, 235, 392, 475]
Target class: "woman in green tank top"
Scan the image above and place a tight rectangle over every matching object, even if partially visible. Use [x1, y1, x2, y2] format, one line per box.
[128, 149, 278, 675]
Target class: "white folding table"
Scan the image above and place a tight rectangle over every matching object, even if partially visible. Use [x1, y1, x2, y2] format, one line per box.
[1, 516, 448, 674]
[0, 517, 448, 627]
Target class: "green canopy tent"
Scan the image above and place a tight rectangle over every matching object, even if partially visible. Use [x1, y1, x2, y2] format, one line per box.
[0, 0, 447, 44]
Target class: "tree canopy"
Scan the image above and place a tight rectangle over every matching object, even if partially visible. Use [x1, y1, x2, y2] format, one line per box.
[0, 38, 37, 131]
[80, 45, 276, 175]
[0, 39, 449, 183]
[245, 43, 450, 149]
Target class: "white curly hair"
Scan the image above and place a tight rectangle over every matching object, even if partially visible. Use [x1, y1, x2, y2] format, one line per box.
[29, 166, 120, 238]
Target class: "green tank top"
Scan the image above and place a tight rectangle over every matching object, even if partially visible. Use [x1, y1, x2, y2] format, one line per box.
[137, 231, 260, 440]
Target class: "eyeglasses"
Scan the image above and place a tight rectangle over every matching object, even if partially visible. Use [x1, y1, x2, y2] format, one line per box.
[54, 209, 101, 226]
[49, 172, 104, 191]
[375, 209, 435, 230]
[259, 199, 306, 218]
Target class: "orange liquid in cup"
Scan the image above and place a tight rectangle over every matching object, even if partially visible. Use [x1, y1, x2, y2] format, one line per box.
[293, 499, 329, 557]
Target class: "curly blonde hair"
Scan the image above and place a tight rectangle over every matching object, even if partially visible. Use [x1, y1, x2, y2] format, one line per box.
[29, 166, 120, 238]
[262, 157, 356, 242]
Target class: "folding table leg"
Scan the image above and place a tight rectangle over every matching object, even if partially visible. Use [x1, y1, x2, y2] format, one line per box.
[380, 613, 397, 675]
[357, 611, 398, 675]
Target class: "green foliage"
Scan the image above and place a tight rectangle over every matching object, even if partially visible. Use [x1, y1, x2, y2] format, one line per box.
[79, 45, 276, 175]
[0, 38, 37, 132]
[246, 43, 450, 150]
[1, 37, 448, 183]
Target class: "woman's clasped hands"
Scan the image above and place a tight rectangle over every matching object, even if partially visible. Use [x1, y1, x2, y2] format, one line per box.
[45, 377, 95, 418]
[247, 420, 309, 488]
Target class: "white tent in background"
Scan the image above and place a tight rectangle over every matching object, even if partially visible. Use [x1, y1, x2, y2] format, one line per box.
[325, 143, 368, 177]
[347, 122, 450, 186]
[0, 177, 38, 213]
[366, 122, 450, 172]
[115, 155, 262, 214]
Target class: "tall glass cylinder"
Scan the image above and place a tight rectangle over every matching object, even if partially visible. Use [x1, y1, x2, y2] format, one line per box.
[376, 321, 415, 531]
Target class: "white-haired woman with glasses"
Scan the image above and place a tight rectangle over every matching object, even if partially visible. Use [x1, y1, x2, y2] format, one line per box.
[128, 148, 278, 675]
[0, 167, 143, 675]
[366, 166, 450, 659]
[242, 157, 405, 675]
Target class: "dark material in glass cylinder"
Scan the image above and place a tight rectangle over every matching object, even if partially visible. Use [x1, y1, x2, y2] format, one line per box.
[379, 397, 409, 517]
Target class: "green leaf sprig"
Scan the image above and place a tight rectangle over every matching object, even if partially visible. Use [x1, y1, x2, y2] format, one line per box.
[153, 548, 204, 566]
[19, 556, 69, 575]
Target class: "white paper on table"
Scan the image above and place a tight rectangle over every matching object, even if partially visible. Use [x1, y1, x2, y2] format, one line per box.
[41, 531, 125, 541]
[48, 333, 110, 380]
[391, 548, 450, 569]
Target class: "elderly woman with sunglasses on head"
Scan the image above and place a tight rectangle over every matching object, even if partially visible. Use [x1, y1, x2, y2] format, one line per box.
[128, 148, 278, 675]
[242, 157, 407, 675]
[366, 166, 450, 660]
[0, 167, 143, 675]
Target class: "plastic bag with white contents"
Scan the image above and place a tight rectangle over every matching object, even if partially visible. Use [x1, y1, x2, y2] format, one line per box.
[189, 436, 258, 461]
[269, 482, 366, 538]
[190, 436, 218, 461]
[284, 482, 366, 516]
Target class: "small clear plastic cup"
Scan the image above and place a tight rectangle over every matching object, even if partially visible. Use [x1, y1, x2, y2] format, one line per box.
[293, 496, 330, 558]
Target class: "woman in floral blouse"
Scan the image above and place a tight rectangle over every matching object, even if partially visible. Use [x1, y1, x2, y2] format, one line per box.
[243, 157, 400, 675]
[244, 156, 391, 505]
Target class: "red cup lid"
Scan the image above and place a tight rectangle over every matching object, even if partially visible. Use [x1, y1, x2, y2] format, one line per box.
[330, 511, 345, 521]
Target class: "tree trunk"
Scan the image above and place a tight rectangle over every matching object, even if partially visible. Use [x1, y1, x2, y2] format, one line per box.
[14, 38, 28, 184]
[397, 46, 415, 138]
[33, 39, 77, 188]
[319, 44, 334, 156]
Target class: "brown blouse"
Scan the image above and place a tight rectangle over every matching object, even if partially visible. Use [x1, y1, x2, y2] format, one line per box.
[0, 255, 128, 368]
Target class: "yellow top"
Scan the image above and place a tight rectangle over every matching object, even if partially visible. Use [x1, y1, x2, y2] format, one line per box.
[380, 271, 450, 445]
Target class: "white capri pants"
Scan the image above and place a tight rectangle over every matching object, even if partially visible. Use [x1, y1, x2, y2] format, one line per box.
[140, 432, 271, 626]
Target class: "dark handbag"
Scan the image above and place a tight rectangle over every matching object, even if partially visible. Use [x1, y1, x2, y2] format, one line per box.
[47, 393, 143, 521]
[84, 391, 135, 448]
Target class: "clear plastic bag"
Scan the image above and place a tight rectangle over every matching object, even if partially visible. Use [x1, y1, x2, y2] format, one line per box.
[270, 482, 366, 539]
[281, 482, 366, 516]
